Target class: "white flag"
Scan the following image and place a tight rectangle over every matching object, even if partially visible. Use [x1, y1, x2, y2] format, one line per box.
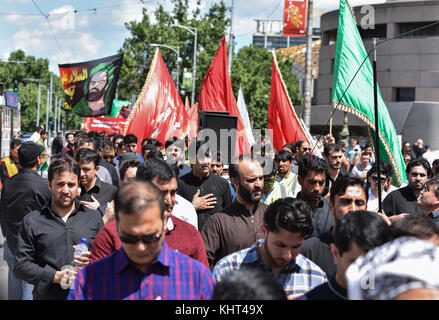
[237, 86, 255, 145]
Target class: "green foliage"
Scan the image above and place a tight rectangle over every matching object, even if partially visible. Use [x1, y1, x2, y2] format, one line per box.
[117, 0, 229, 102]
[0, 49, 82, 132]
[231, 45, 302, 129]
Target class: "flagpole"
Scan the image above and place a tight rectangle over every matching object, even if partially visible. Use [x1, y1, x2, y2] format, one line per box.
[372, 37, 382, 212]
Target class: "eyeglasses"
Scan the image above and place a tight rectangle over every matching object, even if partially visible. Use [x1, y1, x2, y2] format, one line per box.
[119, 229, 164, 245]
[371, 176, 386, 182]
[103, 155, 115, 160]
[302, 148, 311, 152]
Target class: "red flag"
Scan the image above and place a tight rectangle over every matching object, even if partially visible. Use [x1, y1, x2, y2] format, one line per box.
[198, 35, 251, 155]
[186, 98, 198, 141]
[124, 49, 189, 153]
[268, 50, 311, 150]
[82, 108, 130, 135]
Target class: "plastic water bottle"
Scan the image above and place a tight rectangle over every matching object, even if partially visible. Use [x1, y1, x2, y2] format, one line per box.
[72, 238, 88, 267]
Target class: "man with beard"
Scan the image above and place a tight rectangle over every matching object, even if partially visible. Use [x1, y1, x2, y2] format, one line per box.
[178, 140, 232, 231]
[165, 137, 191, 178]
[383, 158, 431, 219]
[213, 197, 327, 299]
[322, 144, 349, 198]
[72, 62, 115, 116]
[265, 150, 301, 204]
[14, 156, 103, 300]
[85, 70, 108, 115]
[296, 155, 333, 237]
[202, 156, 267, 268]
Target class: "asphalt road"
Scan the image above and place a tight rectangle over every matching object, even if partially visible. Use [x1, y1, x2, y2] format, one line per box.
[0, 232, 8, 300]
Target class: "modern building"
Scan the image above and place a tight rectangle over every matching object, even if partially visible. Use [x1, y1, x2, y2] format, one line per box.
[252, 19, 320, 51]
[301, 0, 439, 149]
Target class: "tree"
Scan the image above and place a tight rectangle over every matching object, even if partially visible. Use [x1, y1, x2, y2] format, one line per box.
[231, 45, 302, 130]
[0, 49, 83, 132]
[117, 0, 230, 103]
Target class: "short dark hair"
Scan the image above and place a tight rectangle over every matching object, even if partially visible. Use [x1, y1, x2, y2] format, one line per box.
[123, 134, 138, 145]
[146, 149, 164, 160]
[142, 144, 156, 155]
[91, 136, 103, 152]
[406, 157, 431, 177]
[330, 175, 366, 204]
[115, 181, 165, 221]
[334, 211, 393, 256]
[65, 132, 74, 140]
[212, 264, 287, 300]
[274, 150, 293, 163]
[282, 143, 296, 153]
[298, 154, 328, 178]
[136, 159, 176, 182]
[295, 140, 304, 149]
[48, 156, 80, 183]
[424, 178, 439, 198]
[165, 137, 184, 151]
[102, 141, 115, 152]
[119, 160, 141, 182]
[74, 136, 93, 151]
[10, 138, 22, 150]
[263, 197, 314, 238]
[391, 215, 439, 240]
[324, 143, 342, 157]
[367, 160, 391, 179]
[361, 151, 371, 157]
[75, 148, 99, 168]
[40, 130, 47, 136]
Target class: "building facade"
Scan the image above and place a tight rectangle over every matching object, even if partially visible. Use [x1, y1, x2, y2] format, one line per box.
[311, 0, 439, 149]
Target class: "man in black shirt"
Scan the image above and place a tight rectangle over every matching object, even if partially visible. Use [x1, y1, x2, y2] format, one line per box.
[75, 148, 117, 222]
[178, 140, 232, 231]
[297, 155, 333, 237]
[14, 156, 103, 300]
[301, 211, 392, 300]
[51, 131, 64, 159]
[1, 141, 51, 300]
[300, 175, 367, 277]
[322, 144, 349, 198]
[383, 157, 430, 219]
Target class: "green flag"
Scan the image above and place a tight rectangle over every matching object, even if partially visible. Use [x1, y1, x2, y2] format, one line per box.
[331, 0, 407, 186]
[110, 99, 129, 118]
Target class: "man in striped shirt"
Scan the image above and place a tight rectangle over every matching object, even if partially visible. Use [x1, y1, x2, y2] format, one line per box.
[67, 181, 214, 300]
[213, 197, 327, 299]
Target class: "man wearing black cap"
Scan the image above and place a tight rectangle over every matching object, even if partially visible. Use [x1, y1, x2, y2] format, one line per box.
[1, 141, 51, 300]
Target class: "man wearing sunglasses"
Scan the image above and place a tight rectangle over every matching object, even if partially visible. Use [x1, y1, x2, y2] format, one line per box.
[89, 159, 205, 266]
[366, 161, 392, 213]
[68, 181, 214, 300]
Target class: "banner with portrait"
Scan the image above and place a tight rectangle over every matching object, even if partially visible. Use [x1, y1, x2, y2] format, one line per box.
[59, 53, 123, 117]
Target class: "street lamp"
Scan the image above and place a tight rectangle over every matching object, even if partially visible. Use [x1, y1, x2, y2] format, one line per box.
[149, 43, 181, 93]
[23, 78, 43, 127]
[170, 21, 198, 106]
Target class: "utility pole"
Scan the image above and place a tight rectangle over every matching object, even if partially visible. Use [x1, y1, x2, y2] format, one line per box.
[37, 82, 41, 127]
[303, 0, 313, 129]
[54, 95, 58, 134]
[228, 0, 235, 75]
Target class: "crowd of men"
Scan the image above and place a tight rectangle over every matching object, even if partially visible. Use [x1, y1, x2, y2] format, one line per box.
[1, 128, 439, 300]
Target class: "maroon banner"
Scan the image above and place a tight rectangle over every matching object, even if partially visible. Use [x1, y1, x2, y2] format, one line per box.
[268, 51, 311, 151]
[123, 49, 189, 154]
[283, 0, 308, 37]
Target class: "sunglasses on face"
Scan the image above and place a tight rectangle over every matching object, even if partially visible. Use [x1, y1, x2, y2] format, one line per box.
[103, 155, 115, 160]
[302, 148, 311, 152]
[119, 229, 164, 245]
[371, 176, 386, 182]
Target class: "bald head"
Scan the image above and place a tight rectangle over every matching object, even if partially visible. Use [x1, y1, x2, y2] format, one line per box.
[114, 180, 165, 221]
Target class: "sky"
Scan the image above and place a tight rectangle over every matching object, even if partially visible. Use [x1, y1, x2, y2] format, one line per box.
[0, 0, 387, 75]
